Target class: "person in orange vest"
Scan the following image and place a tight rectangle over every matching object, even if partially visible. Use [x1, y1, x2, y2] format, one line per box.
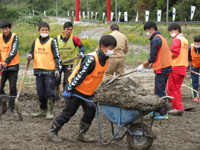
[27, 22, 62, 120]
[0, 20, 20, 114]
[188, 35, 200, 102]
[166, 23, 188, 115]
[137, 20, 172, 119]
[48, 35, 117, 142]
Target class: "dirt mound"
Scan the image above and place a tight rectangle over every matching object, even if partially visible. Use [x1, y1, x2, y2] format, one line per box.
[94, 77, 165, 111]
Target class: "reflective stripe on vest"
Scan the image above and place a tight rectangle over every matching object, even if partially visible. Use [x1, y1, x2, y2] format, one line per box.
[0, 33, 19, 66]
[172, 36, 188, 67]
[33, 38, 56, 70]
[57, 34, 77, 65]
[68, 53, 108, 96]
[191, 43, 200, 68]
[152, 34, 172, 71]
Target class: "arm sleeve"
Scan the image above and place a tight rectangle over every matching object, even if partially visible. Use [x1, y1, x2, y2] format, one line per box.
[28, 40, 36, 59]
[65, 56, 95, 91]
[188, 45, 192, 61]
[148, 36, 162, 63]
[51, 39, 62, 70]
[171, 38, 181, 56]
[4, 35, 19, 65]
[124, 37, 129, 54]
[73, 35, 85, 54]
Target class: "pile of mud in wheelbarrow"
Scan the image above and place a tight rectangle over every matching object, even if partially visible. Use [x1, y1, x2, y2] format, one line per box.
[90, 77, 167, 150]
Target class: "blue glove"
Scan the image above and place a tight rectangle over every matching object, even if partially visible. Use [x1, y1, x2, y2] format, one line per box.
[63, 91, 71, 97]
[79, 52, 84, 58]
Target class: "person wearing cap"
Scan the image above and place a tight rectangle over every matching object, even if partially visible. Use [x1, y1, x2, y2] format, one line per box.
[0, 20, 20, 114]
[54, 21, 85, 101]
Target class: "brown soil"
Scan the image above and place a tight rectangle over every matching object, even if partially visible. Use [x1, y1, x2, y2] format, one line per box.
[0, 71, 200, 150]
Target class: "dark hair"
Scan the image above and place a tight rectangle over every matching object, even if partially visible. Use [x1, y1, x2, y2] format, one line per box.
[143, 20, 157, 31]
[99, 35, 117, 48]
[63, 22, 73, 29]
[38, 22, 50, 30]
[0, 20, 12, 28]
[168, 23, 181, 33]
[110, 24, 119, 31]
[194, 35, 200, 42]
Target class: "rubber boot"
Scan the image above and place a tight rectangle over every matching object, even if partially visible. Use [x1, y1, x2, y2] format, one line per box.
[32, 101, 47, 117]
[48, 120, 62, 142]
[2, 97, 7, 114]
[8, 96, 15, 113]
[77, 121, 95, 143]
[55, 87, 60, 101]
[46, 100, 54, 119]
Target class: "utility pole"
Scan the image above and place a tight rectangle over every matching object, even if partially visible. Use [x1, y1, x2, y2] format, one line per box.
[166, 0, 169, 22]
[115, 0, 117, 22]
[87, 0, 88, 13]
[56, 0, 57, 17]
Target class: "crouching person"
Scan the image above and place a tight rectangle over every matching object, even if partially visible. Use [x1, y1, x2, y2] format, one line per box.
[27, 22, 62, 119]
[48, 35, 117, 142]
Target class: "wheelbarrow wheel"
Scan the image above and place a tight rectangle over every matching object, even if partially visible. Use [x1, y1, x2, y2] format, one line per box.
[126, 123, 154, 150]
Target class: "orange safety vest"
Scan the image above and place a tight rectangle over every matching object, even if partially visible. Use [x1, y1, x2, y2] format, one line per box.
[172, 36, 188, 67]
[0, 33, 19, 66]
[68, 52, 108, 96]
[152, 34, 172, 71]
[191, 43, 200, 68]
[33, 38, 56, 70]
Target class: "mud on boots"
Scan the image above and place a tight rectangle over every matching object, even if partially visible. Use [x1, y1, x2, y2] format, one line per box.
[46, 100, 54, 119]
[8, 96, 16, 113]
[32, 98, 47, 117]
[77, 121, 95, 143]
[49, 120, 62, 142]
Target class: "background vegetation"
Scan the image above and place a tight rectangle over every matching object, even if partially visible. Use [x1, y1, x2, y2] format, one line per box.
[1, 0, 200, 22]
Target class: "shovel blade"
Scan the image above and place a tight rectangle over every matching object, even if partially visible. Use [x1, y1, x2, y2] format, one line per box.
[184, 107, 195, 111]
[15, 98, 23, 121]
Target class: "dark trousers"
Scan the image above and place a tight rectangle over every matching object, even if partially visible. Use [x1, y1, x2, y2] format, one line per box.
[55, 65, 73, 90]
[0, 71, 18, 96]
[154, 73, 169, 115]
[191, 64, 199, 98]
[55, 96, 96, 126]
[36, 75, 55, 101]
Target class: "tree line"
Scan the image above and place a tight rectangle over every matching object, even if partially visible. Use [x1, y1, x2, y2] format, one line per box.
[1, 0, 200, 22]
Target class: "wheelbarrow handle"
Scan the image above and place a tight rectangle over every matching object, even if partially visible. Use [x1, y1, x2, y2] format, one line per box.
[71, 94, 94, 103]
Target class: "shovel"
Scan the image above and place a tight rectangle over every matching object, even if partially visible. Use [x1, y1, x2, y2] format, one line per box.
[62, 56, 81, 63]
[15, 59, 31, 121]
[181, 84, 199, 111]
[106, 69, 137, 86]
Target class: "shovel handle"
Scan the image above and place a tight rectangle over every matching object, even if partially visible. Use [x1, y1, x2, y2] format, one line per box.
[62, 56, 80, 63]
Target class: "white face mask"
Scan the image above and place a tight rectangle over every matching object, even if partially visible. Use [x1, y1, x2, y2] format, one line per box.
[40, 33, 49, 38]
[146, 29, 152, 37]
[170, 32, 176, 38]
[105, 49, 114, 57]
[194, 45, 200, 48]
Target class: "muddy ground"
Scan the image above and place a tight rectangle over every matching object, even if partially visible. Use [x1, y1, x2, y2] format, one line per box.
[0, 69, 200, 150]
[1, 27, 200, 149]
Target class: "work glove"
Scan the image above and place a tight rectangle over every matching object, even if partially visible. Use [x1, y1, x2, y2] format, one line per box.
[79, 52, 84, 58]
[137, 64, 145, 72]
[26, 54, 32, 60]
[63, 91, 71, 97]
[55, 70, 60, 79]
[146, 63, 152, 69]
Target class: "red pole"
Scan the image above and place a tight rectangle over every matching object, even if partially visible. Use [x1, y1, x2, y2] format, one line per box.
[76, 0, 80, 21]
[107, 0, 111, 22]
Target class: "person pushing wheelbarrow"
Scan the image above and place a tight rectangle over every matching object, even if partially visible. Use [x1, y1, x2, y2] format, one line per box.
[48, 35, 117, 142]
